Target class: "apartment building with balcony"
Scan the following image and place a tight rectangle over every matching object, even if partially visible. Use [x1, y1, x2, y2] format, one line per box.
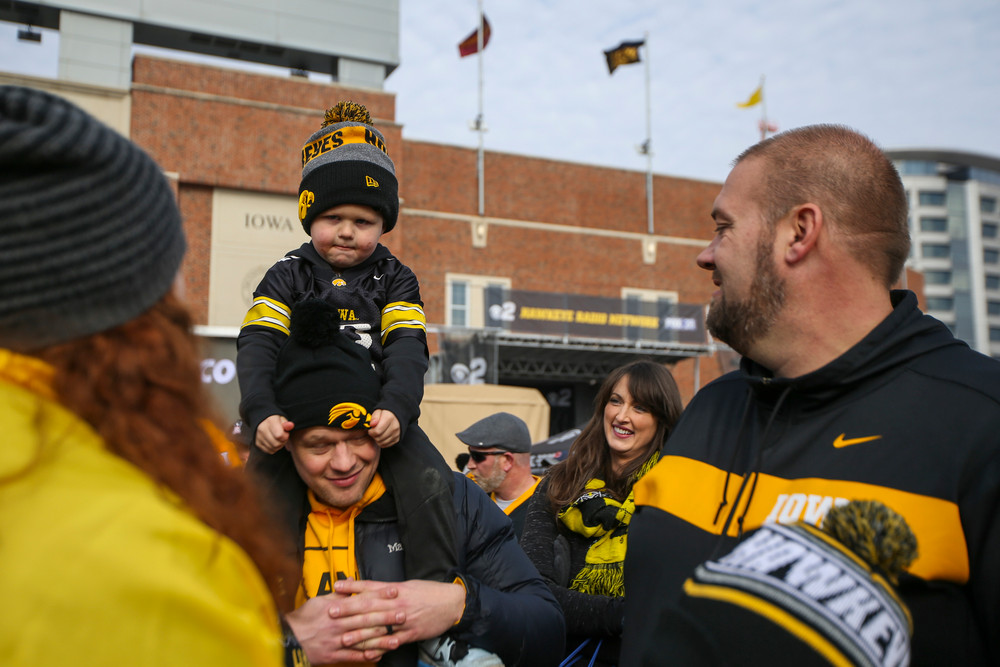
[889, 149, 1000, 359]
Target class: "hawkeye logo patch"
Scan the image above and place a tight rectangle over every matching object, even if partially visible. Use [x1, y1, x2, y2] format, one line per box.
[328, 402, 371, 430]
[365, 175, 379, 188]
[298, 190, 315, 221]
[833, 433, 882, 448]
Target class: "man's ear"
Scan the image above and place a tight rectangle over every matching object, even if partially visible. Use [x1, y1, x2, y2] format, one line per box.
[785, 203, 822, 265]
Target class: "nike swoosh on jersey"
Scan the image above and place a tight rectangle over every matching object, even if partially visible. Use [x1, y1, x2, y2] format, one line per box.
[833, 433, 882, 448]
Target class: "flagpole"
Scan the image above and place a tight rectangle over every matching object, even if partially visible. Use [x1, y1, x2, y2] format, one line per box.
[643, 32, 653, 235]
[759, 74, 767, 141]
[476, 0, 485, 216]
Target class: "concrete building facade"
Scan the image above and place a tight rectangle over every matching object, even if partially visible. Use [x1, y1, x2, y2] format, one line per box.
[1, 0, 398, 90]
[889, 149, 1000, 359]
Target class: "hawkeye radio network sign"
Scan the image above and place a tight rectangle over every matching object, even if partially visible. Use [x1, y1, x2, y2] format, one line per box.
[483, 289, 707, 345]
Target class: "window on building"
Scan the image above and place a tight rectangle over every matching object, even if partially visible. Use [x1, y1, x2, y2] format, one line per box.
[984, 223, 999, 239]
[450, 282, 468, 327]
[446, 273, 512, 328]
[925, 297, 954, 312]
[988, 301, 1000, 316]
[895, 161, 938, 176]
[924, 270, 952, 285]
[986, 249, 1000, 265]
[982, 196, 998, 214]
[919, 191, 946, 207]
[991, 327, 1000, 342]
[987, 274, 1000, 290]
[920, 217, 948, 233]
[921, 243, 950, 259]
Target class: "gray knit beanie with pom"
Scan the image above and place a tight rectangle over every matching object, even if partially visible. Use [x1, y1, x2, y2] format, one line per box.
[297, 100, 399, 234]
[0, 85, 186, 352]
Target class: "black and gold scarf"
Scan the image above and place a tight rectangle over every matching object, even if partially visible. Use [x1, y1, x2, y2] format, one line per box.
[557, 453, 659, 597]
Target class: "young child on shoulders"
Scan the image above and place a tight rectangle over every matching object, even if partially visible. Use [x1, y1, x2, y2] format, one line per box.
[237, 101, 457, 582]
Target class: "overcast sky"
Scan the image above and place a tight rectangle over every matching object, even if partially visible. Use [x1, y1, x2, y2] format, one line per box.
[3, 0, 998, 184]
[386, 0, 1000, 183]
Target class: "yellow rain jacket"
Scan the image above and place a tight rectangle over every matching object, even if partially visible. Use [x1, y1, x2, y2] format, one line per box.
[0, 350, 284, 666]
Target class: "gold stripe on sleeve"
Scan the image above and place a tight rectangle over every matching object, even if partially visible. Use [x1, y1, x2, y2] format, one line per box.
[240, 296, 291, 335]
[380, 301, 426, 342]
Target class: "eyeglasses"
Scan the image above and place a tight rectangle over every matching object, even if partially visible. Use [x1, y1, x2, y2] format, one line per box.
[469, 450, 507, 463]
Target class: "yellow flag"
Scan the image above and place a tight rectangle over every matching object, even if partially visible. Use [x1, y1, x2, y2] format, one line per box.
[737, 84, 762, 108]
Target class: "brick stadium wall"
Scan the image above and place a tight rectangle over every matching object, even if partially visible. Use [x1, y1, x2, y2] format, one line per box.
[401, 139, 718, 238]
[129, 55, 727, 402]
[130, 55, 402, 194]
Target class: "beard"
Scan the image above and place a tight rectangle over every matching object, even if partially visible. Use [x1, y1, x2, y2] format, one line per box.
[472, 464, 506, 495]
[706, 234, 786, 356]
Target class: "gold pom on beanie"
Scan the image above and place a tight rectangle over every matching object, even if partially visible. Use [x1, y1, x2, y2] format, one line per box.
[322, 101, 373, 128]
[820, 499, 918, 585]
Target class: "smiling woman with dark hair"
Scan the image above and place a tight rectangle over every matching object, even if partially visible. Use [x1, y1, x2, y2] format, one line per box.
[519, 360, 682, 667]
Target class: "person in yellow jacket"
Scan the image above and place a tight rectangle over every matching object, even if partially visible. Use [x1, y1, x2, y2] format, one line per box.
[0, 86, 300, 665]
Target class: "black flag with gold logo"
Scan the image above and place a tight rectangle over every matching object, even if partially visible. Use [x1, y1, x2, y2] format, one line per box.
[604, 40, 644, 74]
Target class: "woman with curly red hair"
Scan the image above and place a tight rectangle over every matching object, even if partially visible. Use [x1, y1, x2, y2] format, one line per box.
[0, 86, 297, 665]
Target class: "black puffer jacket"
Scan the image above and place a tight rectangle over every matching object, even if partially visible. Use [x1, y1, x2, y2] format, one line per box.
[291, 472, 566, 667]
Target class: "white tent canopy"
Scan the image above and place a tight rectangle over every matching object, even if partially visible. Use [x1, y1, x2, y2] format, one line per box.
[419, 384, 550, 470]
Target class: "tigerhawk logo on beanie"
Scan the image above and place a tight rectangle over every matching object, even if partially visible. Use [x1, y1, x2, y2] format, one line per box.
[328, 403, 372, 430]
[298, 190, 315, 221]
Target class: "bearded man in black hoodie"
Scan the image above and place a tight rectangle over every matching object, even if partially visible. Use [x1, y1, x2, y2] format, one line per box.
[622, 124, 1000, 666]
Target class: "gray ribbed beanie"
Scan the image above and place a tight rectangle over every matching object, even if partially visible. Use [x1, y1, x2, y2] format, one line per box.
[0, 85, 186, 352]
[298, 101, 399, 234]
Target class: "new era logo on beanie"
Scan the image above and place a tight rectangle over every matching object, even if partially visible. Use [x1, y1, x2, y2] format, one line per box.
[666, 500, 917, 667]
[0, 86, 185, 352]
[274, 299, 382, 432]
[297, 101, 399, 235]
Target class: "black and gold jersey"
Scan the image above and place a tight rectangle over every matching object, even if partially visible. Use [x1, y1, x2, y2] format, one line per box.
[237, 242, 427, 437]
